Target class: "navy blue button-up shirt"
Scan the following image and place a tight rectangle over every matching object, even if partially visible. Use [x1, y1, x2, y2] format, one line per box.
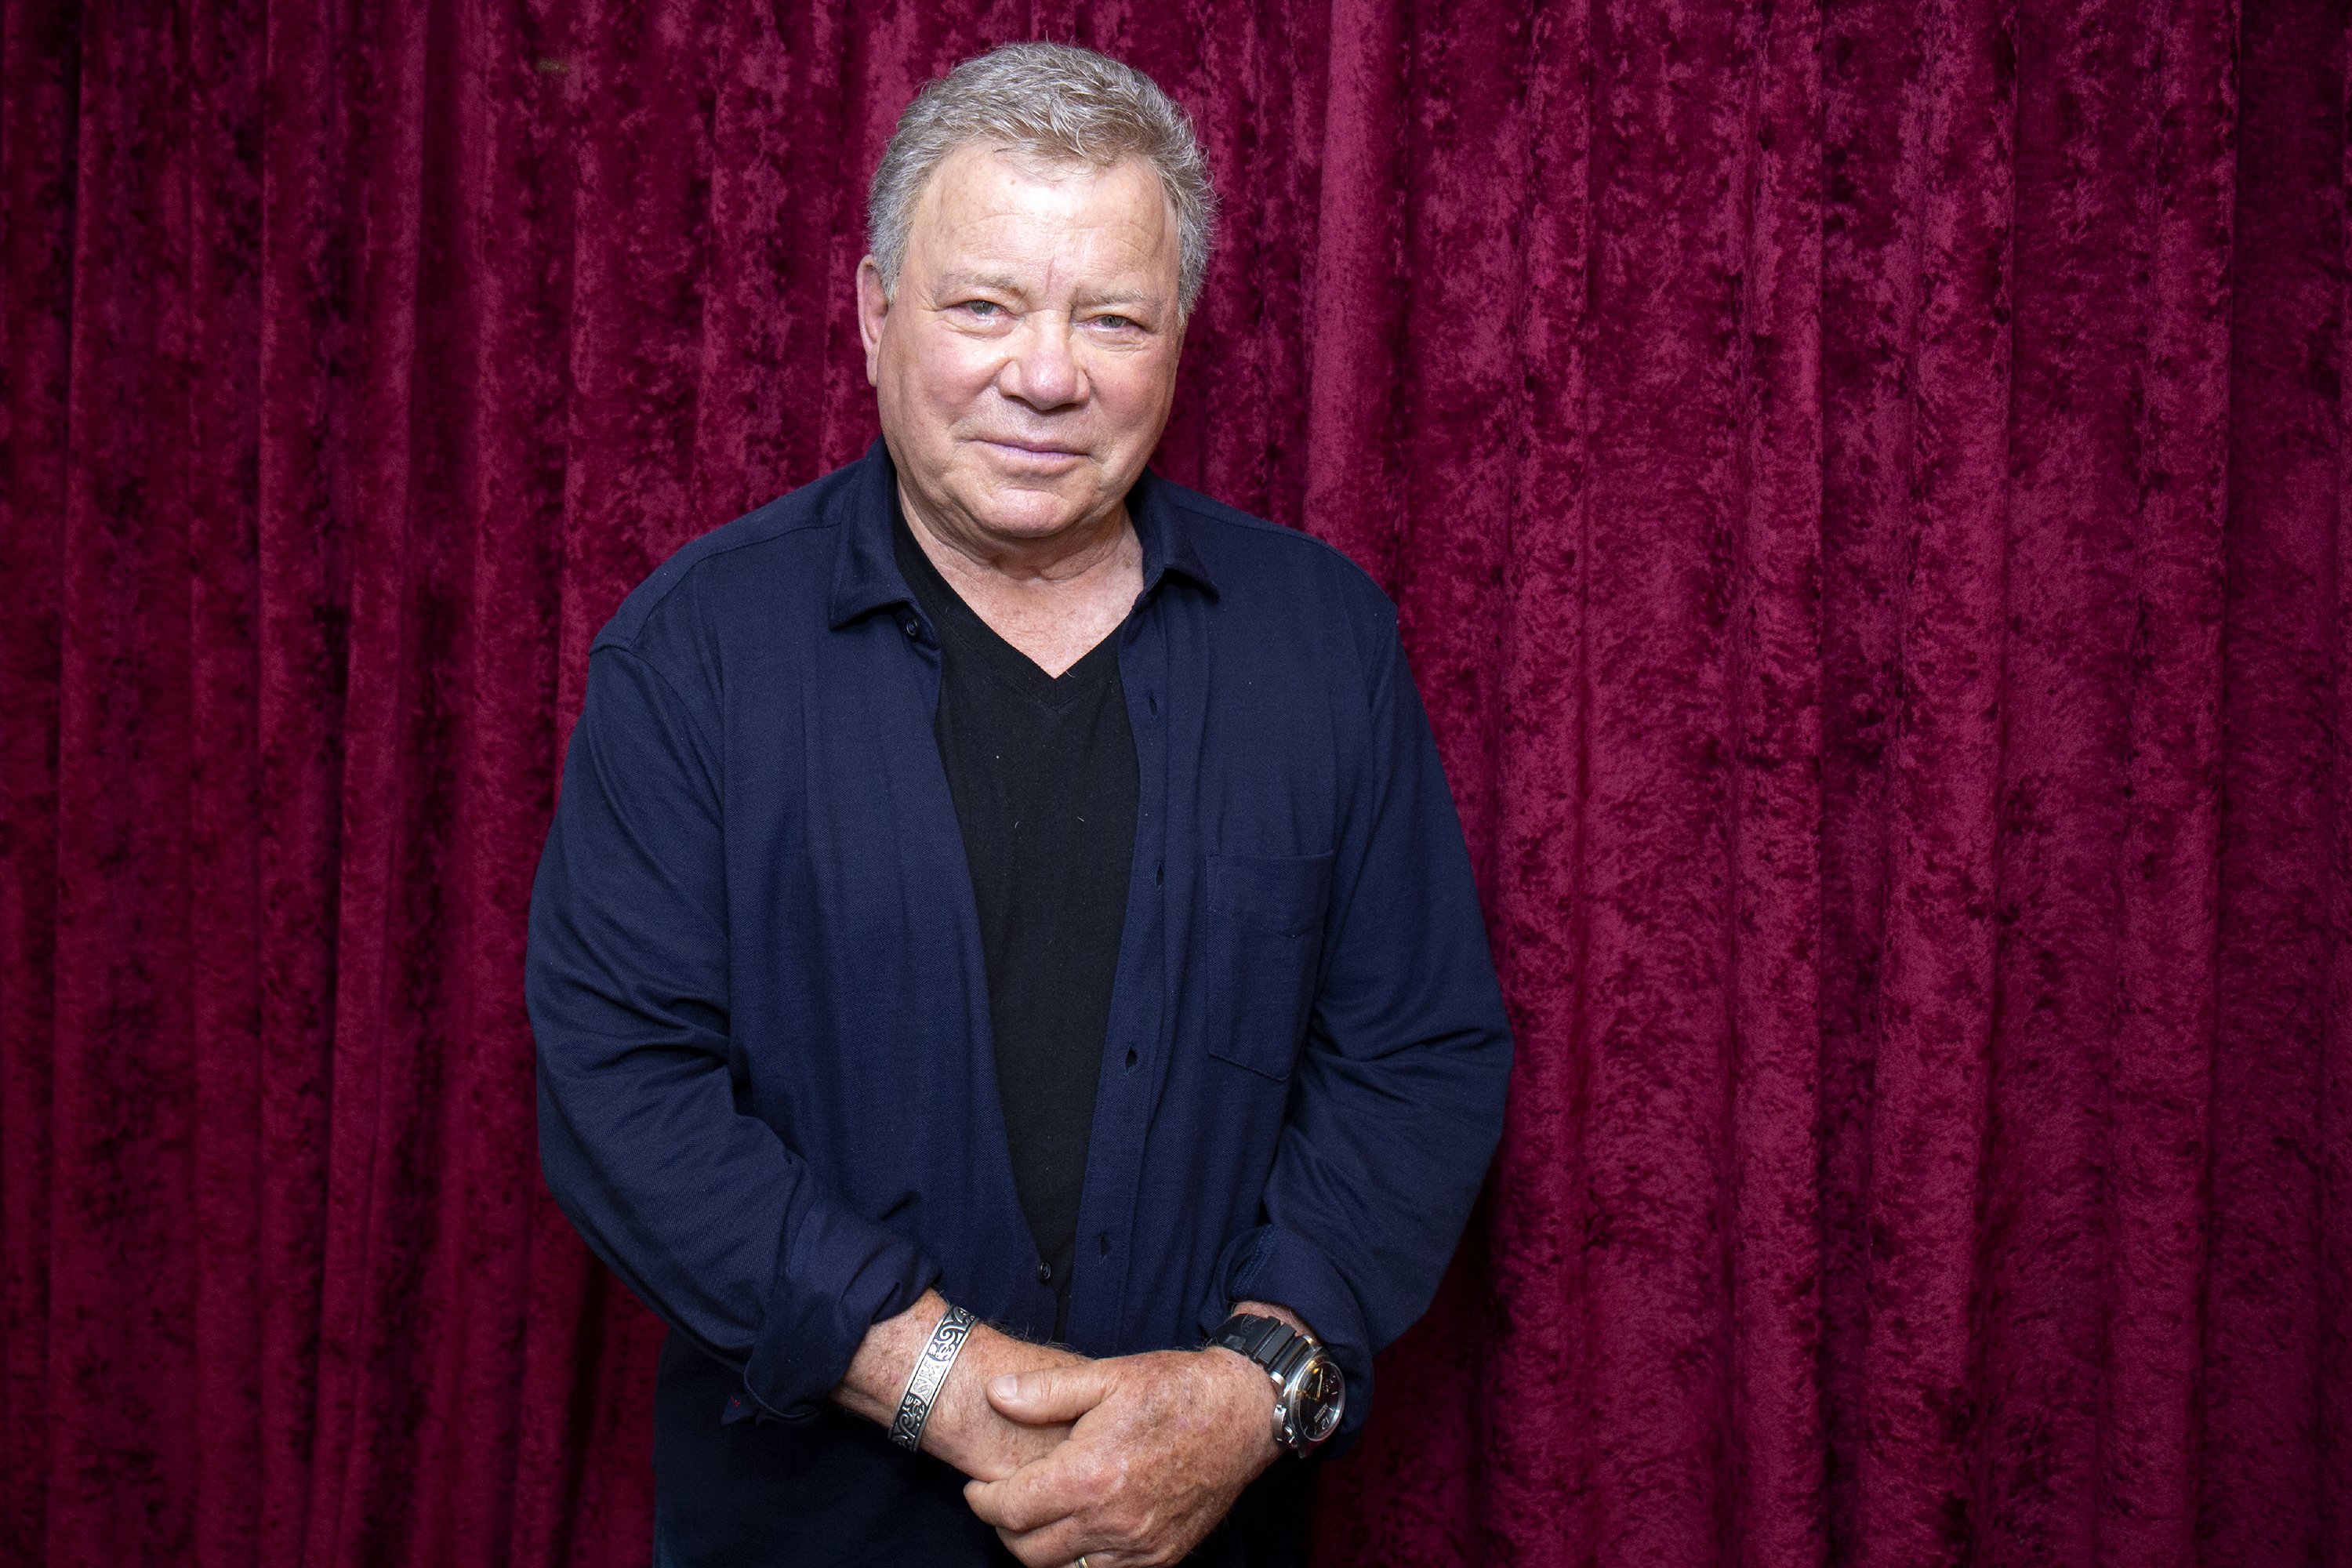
[528, 441, 1512, 1563]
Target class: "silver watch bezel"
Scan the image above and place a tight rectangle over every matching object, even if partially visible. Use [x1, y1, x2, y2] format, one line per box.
[1267, 1334, 1345, 1453]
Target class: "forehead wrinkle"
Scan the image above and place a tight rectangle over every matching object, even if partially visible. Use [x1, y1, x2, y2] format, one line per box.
[922, 227, 1170, 314]
[906, 146, 1178, 306]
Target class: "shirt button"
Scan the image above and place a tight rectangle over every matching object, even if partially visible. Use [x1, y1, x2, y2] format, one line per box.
[901, 616, 920, 637]
[1036, 1262, 1054, 1286]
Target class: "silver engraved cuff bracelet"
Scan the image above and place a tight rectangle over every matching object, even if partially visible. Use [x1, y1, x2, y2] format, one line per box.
[887, 1304, 978, 1453]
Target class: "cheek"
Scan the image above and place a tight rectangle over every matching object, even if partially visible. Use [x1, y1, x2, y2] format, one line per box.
[914, 335, 1005, 406]
[886, 332, 998, 423]
[1090, 352, 1180, 433]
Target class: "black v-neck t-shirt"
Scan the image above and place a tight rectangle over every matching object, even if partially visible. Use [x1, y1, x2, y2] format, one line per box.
[893, 503, 1139, 1338]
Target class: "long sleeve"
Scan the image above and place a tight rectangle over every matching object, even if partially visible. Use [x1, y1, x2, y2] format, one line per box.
[1196, 615, 1515, 1451]
[528, 642, 938, 1421]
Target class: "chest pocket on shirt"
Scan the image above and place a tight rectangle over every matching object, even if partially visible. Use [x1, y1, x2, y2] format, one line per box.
[1202, 851, 1336, 1081]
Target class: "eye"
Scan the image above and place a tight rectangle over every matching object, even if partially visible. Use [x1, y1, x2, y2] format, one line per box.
[1092, 313, 1137, 331]
[958, 299, 1004, 319]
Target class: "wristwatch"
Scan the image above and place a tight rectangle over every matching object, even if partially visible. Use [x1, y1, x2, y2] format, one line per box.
[1206, 1311, 1345, 1455]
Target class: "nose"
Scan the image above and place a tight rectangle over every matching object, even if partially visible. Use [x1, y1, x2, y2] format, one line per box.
[996, 314, 1085, 412]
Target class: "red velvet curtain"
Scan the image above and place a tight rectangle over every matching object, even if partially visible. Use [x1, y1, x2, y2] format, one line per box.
[2, 0, 2347, 1563]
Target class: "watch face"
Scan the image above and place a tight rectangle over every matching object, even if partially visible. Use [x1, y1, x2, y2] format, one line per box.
[1293, 1356, 1345, 1445]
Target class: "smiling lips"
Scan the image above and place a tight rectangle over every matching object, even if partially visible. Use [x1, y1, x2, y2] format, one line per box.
[976, 436, 1088, 463]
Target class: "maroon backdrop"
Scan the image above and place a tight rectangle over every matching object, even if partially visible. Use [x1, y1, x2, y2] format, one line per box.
[3, 0, 2350, 1563]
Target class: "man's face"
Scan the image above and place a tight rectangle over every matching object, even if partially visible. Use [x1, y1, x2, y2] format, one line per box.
[860, 144, 1185, 549]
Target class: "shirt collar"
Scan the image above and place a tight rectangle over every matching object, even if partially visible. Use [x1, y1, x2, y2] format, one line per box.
[826, 437, 1219, 630]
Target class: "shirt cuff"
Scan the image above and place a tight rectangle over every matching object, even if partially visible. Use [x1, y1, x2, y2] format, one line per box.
[1197, 1223, 1374, 1456]
[725, 1209, 940, 1425]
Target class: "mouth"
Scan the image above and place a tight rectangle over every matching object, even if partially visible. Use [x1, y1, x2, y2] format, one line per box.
[973, 437, 1089, 463]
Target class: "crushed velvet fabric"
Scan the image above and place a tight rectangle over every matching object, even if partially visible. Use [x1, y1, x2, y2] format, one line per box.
[2, 0, 2348, 1564]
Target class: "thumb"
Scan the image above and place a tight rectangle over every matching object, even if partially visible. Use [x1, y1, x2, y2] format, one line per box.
[985, 1359, 1112, 1425]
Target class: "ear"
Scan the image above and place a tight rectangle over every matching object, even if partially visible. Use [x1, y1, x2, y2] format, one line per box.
[856, 256, 891, 388]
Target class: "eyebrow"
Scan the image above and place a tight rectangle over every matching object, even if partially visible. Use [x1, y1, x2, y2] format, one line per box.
[1070, 289, 1165, 313]
[929, 271, 1168, 314]
[931, 270, 1028, 299]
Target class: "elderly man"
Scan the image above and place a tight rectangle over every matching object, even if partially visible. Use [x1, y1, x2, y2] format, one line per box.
[528, 41, 1511, 1568]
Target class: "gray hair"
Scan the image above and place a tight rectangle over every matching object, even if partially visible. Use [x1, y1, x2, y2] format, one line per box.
[866, 42, 1219, 317]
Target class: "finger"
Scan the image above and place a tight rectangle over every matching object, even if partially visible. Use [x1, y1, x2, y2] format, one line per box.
[993, 1515, 1105, 1568]
[963, 1451, 1091, 1536]
[988, 1360, 1116, 1425]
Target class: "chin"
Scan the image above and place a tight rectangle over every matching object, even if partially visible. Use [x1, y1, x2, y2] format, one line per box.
[969, 498, 1087, 539]
[954, 478, 1094, 539]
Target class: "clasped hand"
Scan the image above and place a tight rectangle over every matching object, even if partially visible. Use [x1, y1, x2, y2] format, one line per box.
[962, 1344, 1281, 1568]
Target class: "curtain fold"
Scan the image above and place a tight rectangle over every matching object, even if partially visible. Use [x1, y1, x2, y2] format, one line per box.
[2, 0, 2347, 1563]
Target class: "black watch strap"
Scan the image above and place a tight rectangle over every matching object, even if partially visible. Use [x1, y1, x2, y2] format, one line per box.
[1209, 1312, 1313, 1381]
[1214, 1316, 1308, 1363]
